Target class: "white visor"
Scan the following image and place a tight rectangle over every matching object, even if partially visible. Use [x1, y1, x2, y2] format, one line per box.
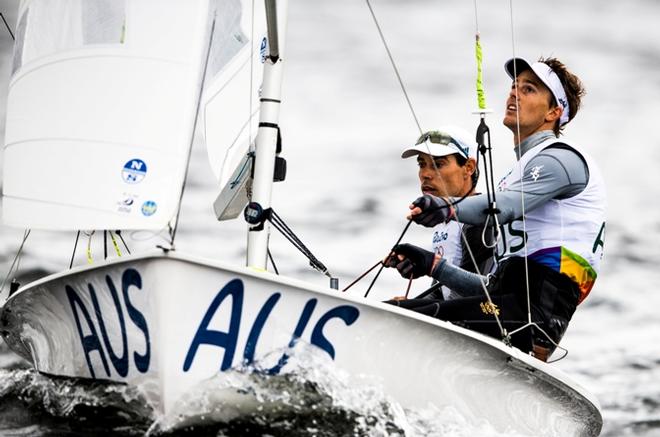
[505, 58, 570, 126]
[401, 125, 477, 160]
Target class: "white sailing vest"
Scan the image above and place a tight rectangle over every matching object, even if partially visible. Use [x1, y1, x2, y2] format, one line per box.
[496, 138, 607, 303]
[431, 221, 464, 300]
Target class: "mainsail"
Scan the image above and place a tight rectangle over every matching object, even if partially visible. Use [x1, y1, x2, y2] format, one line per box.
[2, 0, 215, 230]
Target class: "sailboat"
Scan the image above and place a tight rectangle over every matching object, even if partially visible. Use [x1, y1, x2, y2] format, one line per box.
[0, 0, 603, 435]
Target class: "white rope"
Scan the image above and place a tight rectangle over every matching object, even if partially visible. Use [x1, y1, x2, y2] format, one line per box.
[504, 1, 565, 361]
[507, 0, 534, 327]
[364, 0, 423, 136]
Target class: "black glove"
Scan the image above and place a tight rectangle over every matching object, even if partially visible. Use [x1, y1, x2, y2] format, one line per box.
[410, 194, 454, 227]
[384, 243, 436, 279]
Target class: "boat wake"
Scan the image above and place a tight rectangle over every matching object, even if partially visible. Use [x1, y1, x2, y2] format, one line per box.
[151, 343, 529, 437]
[0, 341, 533, 436]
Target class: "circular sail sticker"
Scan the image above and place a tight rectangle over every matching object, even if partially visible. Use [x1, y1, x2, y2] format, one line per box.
[141, 200, 157, 216]
[122, 159, 148, 184]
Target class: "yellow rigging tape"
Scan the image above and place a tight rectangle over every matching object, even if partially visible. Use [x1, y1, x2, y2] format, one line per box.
[86, 231, 94, 264]
[110, 232, 122, 257]
[475, 33, 487, 111]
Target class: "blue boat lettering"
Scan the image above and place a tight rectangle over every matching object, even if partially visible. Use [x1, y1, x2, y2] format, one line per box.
[183, 279, 360, 374]
[183, 278, 243, 372]
[310, 305, 359, 359]
[66, 268, 151, 378]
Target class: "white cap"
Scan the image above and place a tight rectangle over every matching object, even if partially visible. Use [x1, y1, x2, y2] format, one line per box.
[505, 57, 570, 126]
[401, 125, 477, 160]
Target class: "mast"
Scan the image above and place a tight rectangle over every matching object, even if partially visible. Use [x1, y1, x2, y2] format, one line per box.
[246, 0, 289, 269]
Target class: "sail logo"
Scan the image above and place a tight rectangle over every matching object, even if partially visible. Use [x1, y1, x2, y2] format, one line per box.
[122, 159, 147, 184]
[184, 279, 360, 374]
[141, 201, 157, 216]
[117, 193, 138, 213]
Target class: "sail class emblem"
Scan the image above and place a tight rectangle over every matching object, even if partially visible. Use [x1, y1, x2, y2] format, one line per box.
[122, 159, 148, 184]
[141, 200, 157, 216]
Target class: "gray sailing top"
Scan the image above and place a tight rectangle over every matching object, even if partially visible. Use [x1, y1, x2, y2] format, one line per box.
[431, 130, 590, 297]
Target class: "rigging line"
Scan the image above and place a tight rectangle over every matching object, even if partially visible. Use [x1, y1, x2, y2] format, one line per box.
[363, 219, 413, 298]
[85, 230, 94, 264]
[508, 0, 533, 326]
[0, 229, 30, 295]
[69, 231, 81, 269]
[364, 0, 422, 135]
[267, 248, 279, 275]
[1, 13, 14, 41]
[110, 231, 122, 257]
[342, 260, 381, 292]
[504, 1, 559, 358]
[169, 17, 217, 247]
[115, 230, 131, 255]
[472, 0, 480, 33]
[365, 0, 474, 231]
[268, 210, 331, 276]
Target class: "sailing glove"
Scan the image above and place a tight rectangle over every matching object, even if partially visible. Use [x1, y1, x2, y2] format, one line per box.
[385, 243, 436, 279]
[410, 194, 454, 227]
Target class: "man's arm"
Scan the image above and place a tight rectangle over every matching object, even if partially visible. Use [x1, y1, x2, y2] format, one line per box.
[453, 146, 589, 225]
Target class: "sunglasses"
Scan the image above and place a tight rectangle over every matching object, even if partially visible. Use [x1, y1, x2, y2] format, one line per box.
[415, 131, 469, 159]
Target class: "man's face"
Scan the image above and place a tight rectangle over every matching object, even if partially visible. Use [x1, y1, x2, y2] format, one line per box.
[417, 152, 473, 198]
[503, 69, 556, 139]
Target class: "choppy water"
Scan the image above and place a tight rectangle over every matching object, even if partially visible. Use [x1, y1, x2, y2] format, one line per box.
[1, 0, 660, 435]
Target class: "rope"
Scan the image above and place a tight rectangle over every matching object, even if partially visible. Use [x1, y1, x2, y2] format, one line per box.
[0, 230, 30, 296]
[475, 34, 487, 111]
[85, 231, 95, 264]
[115, 230, 131, 255]
[110, 232, 122, 257]
[104, 230, 108, 260]
[69, 231, 81, 269]
[507, 0, 533, 329]
[343, 220, 413, 296]
[364, 0, 422, 135]
[267, 209, 331, 277]
[1, 13, 14, 41]
[267, 248, 279, 275]
[342, 261, 381, 292]
[503, 1, 562, 360]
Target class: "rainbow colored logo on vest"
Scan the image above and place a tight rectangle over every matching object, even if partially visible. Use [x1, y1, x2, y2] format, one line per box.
[529, 246, 597, 304]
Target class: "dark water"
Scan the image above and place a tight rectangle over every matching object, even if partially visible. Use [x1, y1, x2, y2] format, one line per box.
[0, 344, 410, 436]
[2, 0, 660, 435]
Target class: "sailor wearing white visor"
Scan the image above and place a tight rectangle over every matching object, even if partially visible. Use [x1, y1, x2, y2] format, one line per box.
[399, 126, 493, 300]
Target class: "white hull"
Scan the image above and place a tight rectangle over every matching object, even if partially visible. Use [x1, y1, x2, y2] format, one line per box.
[0, 252, 602, 436]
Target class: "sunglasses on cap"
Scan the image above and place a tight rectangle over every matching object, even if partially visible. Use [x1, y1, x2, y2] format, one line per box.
[415, 131, 470, 159]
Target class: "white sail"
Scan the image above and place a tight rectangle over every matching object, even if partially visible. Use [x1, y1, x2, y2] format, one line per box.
[201, 0, 267, 219]
[2, 0, 214, 230]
